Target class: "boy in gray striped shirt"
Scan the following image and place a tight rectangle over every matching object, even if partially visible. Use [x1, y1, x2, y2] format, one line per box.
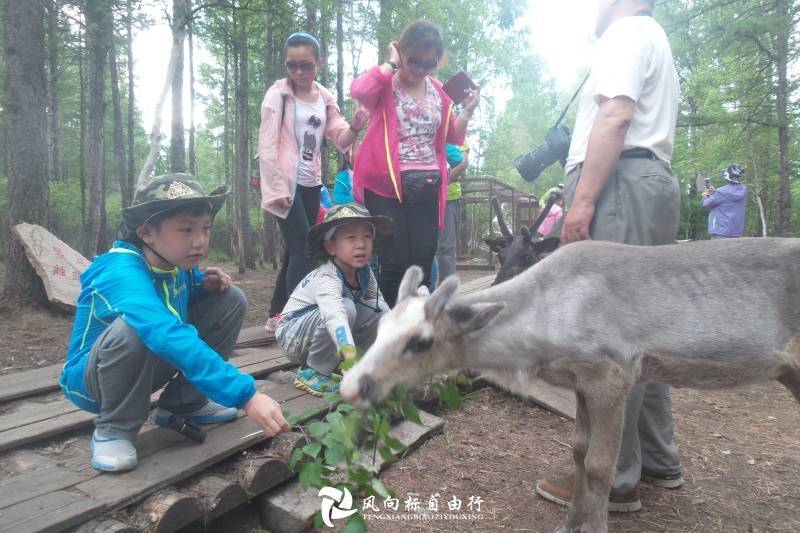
[276, 204, 395, 396]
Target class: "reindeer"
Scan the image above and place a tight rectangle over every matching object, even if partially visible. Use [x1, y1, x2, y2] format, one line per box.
[485, 194, 561, 285]
[341, 237, 800, 533]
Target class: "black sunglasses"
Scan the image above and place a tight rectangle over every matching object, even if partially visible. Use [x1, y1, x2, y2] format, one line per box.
[285, 60, 316, 72]
[406, 55, 438, 71]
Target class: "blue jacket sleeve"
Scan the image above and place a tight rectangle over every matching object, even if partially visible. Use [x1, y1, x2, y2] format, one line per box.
[702, 190, 724, 209]
[92, 257, 256, 408]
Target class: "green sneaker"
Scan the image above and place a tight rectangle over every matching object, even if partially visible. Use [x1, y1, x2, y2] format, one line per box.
[294, 366, 338, 397]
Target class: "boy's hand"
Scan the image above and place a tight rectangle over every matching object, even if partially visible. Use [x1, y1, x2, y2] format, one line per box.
[203, 266, 232, 292]
[244, 392, 291, 436]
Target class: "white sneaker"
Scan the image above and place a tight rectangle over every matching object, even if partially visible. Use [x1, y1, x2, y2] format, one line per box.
[90, 430, 137, 472]
[153, 400, 239, 426]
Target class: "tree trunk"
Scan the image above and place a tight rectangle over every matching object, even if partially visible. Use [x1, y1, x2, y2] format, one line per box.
[188, 7, 197, 177]
[126, 0, 136, 199]
[774, 0, 791, 237]
[109, 38, 130, 207]
[223, 25, 235, 258]
[137, 14, 186, 186]
[234, 9, 253, 272]
[82, 0, 112, 258]
[304, 0, 318, 34]
[336, 2, 344, 111]
[78, 24, 86, 229]
[3, 0, 49, 304]
[170, 0, 187, 173]
[46, 0, 61, 182]
[377, 0, 392, 61]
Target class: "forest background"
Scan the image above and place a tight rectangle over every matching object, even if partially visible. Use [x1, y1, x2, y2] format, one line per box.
[1, 0, 798, 304]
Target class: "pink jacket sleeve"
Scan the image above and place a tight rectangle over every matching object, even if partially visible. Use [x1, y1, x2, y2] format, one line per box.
[350, 65, 392, 110]
[324, 102, 352, 153]
[258, 89, 291, 210]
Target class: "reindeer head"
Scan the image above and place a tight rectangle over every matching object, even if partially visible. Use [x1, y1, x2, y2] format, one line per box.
[486, 195, 561, 285]
[340, 266, 505, 409]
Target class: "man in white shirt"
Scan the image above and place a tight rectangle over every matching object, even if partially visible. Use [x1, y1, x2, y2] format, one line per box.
[536, 0, 684, 513]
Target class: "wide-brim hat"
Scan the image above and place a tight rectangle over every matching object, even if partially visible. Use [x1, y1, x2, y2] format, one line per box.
[307, 203, 394, 262]
[121, 173, 229, 233]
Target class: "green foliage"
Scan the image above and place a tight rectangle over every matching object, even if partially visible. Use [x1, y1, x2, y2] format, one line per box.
[287, 349, 471, 526]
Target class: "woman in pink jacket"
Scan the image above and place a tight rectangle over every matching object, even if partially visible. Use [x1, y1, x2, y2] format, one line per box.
[259, 32, 366, 330]
[350, 21, 479, 306]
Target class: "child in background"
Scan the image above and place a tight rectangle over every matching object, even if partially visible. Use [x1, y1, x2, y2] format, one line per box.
[60, 174, 289, 472]
[275, 204, 394, 396]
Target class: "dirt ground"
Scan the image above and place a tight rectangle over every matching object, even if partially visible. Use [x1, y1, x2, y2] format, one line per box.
[1, 261, 799, 532]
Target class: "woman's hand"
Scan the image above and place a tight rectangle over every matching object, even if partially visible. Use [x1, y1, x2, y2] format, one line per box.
[244, 392, 291, 436]
[351, 105, 369, 132]
[203, 266, 232, 292]
[462, 86, 481, 116]
[388, 41, 401, 64]
[274, 197, 291, 210]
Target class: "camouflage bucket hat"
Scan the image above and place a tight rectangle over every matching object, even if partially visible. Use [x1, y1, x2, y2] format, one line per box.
[307, 203, 395, 262]
[121, 173, 229, 233]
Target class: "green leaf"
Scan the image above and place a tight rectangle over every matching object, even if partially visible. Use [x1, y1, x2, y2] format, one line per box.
[336, 403, 356, 413]
[401, 402, 422, 425]
[342, 513, 367, 533]
[324, 443, 346, 465]
[339, 357, 357, 371]
[349, 466, 369, 485]
[384, 435, 406, 451]
[313, 511, 324, 529]
[298, 459, 323, 489]
[378, 445, 398, 463]
[440, 383, 462, 408]
[370, 478, 391, 499]
[289, 447, 304, 469]
[303, 441, 322, 458]
[308, 421, 329, 438]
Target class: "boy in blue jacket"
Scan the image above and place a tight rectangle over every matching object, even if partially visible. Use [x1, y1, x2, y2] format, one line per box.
[60, 174, 290, 472]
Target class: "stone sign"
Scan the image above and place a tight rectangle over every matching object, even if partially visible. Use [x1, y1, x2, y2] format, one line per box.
[13, 223, 90, 311]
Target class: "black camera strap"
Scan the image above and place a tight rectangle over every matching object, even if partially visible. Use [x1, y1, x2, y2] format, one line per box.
[554, 72, 591, 128]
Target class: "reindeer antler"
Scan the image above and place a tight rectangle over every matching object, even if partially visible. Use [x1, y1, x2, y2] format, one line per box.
[490, 196, 513, 239]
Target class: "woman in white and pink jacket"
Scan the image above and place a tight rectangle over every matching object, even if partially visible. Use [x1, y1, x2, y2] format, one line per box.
[259, 32, 367, 330]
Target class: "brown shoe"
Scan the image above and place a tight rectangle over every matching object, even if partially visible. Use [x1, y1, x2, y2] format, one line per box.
[535, 473, 642, 513]
[641, 469, 684, 489]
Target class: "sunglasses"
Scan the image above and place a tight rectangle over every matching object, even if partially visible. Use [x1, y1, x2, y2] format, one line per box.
[285, 60, 316, 72]
[405, 55, 438, 71]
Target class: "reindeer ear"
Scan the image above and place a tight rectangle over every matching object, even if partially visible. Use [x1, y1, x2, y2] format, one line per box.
[533, 237, 560, 259]
[446, 302, 505, 336]
[521, 226, 533, 243]
[398, 265, 425, 302]
[417, 285, 430, 297]
[424, 276, 459, 319]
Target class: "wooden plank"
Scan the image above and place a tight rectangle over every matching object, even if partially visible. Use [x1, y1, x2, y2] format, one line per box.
[526, 380, 576, 420]
[72, 518, 140, 533]
[73, 376, 327, 514]
[184, 475, 249, 522]
[0, 465, 91, 509]
[0, 327, 276, 405]
[0, 490, 106, 533]
[0, 364, 62, 403]
[258, 410, 444, 533]
[0, 352, 296, 453]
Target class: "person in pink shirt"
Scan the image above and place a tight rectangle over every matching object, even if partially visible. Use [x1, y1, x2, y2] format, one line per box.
[259, 32, 367, 331]
[537, 188, 565, 238]
[349, 21, 480, 306]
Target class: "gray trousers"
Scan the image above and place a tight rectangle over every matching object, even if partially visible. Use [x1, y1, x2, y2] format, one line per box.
[436, 198, 461, 281]
[84, 285, 247, 440]
[565, 157, 682, 495]
[277, 298, 389, 376]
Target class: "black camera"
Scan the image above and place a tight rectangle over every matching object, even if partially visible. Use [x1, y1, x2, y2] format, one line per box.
[514, 124, 573, 182]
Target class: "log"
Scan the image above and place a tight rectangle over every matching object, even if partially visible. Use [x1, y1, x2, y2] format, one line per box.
[184, 475, 248, 522]
[236, 432, 305, 496]
[140, 490, 204, 533]
[72, 518, 140, 533]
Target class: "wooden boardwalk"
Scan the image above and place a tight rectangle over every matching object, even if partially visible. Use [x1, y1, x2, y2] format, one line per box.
[0, 275, 575, 532]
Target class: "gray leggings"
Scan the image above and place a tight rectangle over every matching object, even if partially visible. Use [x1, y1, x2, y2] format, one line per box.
[565, 156, 682, 494]
[84, 285, 247, 440]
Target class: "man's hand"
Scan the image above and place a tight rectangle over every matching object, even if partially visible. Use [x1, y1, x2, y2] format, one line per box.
[561, 200, 595, 244]
[203, 266, 232, 292]
[703, 186, 715, 197]
[244, 392, 291, 436]
[274, 197, 291, 210]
